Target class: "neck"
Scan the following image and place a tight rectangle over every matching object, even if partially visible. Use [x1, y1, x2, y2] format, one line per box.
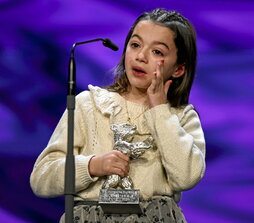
[123, 86, 148, 105]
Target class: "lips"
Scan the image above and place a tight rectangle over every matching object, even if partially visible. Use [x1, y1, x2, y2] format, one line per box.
[132, 66, 147, 77]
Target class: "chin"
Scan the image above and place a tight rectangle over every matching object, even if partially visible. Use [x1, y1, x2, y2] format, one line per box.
[128, 78, 151, 89]
[131, 83, 150, 91]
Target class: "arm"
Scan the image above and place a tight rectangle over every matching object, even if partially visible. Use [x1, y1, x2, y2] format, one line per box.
[145, 104, 206, 191]
[145, 60, 205, 191]
[30, 93, 97, 198]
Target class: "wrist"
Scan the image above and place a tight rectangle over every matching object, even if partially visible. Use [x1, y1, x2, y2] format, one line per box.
[149, 101, 167, 109]
[88, 155, 97, 177]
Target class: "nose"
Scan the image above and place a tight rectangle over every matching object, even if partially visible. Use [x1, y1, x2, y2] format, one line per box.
[136, 48, 148, 63]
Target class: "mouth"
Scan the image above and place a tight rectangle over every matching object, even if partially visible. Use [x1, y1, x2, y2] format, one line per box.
[132, 66, 147, 76]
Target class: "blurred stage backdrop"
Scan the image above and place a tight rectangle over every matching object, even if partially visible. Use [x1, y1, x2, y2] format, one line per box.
[1, 0, 254, 222]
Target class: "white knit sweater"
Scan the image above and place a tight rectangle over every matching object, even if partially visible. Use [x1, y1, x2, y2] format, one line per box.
[30, 85, 206, 202]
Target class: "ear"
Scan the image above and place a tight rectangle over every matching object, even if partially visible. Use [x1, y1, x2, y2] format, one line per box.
[172, 64, 186, 78]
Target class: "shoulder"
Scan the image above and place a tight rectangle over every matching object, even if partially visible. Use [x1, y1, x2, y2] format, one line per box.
[76, 89, 91, 101]
[76, 85, 122, 116]
[170, 104, 194, 118]
[75, 88, 92, 112]
[76, 85, 111, 104]
[171, 104, 201, 126]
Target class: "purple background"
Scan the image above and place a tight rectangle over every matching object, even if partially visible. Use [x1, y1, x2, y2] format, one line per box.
[1, 0, 254, 222]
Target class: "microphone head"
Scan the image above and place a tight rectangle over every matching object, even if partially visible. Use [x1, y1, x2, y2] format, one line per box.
[103, 38, 119, 51]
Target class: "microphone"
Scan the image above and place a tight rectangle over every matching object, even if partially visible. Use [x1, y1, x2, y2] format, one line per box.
[102, 38, 119, 51]
[71, 38, 119, 56]
[68, 38, 119, 95]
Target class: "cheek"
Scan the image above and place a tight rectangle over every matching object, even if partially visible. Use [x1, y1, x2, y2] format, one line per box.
[124, 51, 132, 67]
[125, 46, 133, 59]
[163, 65, 176, 80]
[149, 59, 161, 74]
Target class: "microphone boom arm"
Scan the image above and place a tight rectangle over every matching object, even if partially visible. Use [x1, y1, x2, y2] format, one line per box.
[65, 38, 118, 223]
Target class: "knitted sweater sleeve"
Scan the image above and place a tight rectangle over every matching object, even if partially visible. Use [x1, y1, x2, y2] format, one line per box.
[30, 93, 98, 198]
[144, 104, 206, 191]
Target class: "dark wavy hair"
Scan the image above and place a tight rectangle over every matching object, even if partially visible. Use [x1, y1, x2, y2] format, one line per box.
[106, 8, 197, 108]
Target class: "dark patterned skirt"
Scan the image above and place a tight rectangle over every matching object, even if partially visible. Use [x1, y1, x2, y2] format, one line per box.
[60, 196, 187, 223]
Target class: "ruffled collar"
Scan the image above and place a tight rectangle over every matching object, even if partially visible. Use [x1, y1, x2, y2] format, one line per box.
[88, 85, 194, 120]
[88, 85, 122, 116]
[88, 85, 151, 135]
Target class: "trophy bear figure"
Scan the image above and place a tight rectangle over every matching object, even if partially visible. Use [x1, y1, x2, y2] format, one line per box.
[102, 123, 154, 189]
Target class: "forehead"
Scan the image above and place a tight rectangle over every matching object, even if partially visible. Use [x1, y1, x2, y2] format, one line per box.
[132, 20, 175, 43]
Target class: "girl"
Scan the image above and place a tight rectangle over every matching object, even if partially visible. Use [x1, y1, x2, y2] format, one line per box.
[30, 8, 206, 223]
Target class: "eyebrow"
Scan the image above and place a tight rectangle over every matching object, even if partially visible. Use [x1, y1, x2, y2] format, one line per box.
[131, 34, 170, 50]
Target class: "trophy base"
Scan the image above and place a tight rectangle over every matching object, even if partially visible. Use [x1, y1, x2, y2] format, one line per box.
[99, 189, 142, 214]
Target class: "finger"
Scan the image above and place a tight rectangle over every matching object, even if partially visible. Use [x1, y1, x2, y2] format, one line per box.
[103, 159, 127, 176]
[149, 72, 157, 92]
[113, 158, 130, 172]
[149, 60, 164, 92]
[114, 150, 130, 162]
[112, 162, 129, 177]
[151, 61, 164, 93]
[111, 151, 130, 173]
[156, 60, 164, 81]
[111, 167, 126, 177]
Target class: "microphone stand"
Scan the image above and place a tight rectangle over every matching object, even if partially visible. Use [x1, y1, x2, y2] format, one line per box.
[64, 38, 118, 223]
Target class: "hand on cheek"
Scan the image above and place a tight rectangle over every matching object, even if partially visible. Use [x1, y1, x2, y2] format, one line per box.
[147, 60, 173, 108]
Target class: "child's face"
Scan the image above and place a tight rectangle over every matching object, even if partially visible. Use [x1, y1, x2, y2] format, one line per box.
[125, 20, 180, 91]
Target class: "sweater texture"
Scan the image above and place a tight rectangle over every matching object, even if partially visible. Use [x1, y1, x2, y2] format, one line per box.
[30, 85, 206, 202]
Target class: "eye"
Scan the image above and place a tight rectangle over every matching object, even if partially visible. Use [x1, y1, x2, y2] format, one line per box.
[153, 49, 164, 56]
[130, 42, 140, 48]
